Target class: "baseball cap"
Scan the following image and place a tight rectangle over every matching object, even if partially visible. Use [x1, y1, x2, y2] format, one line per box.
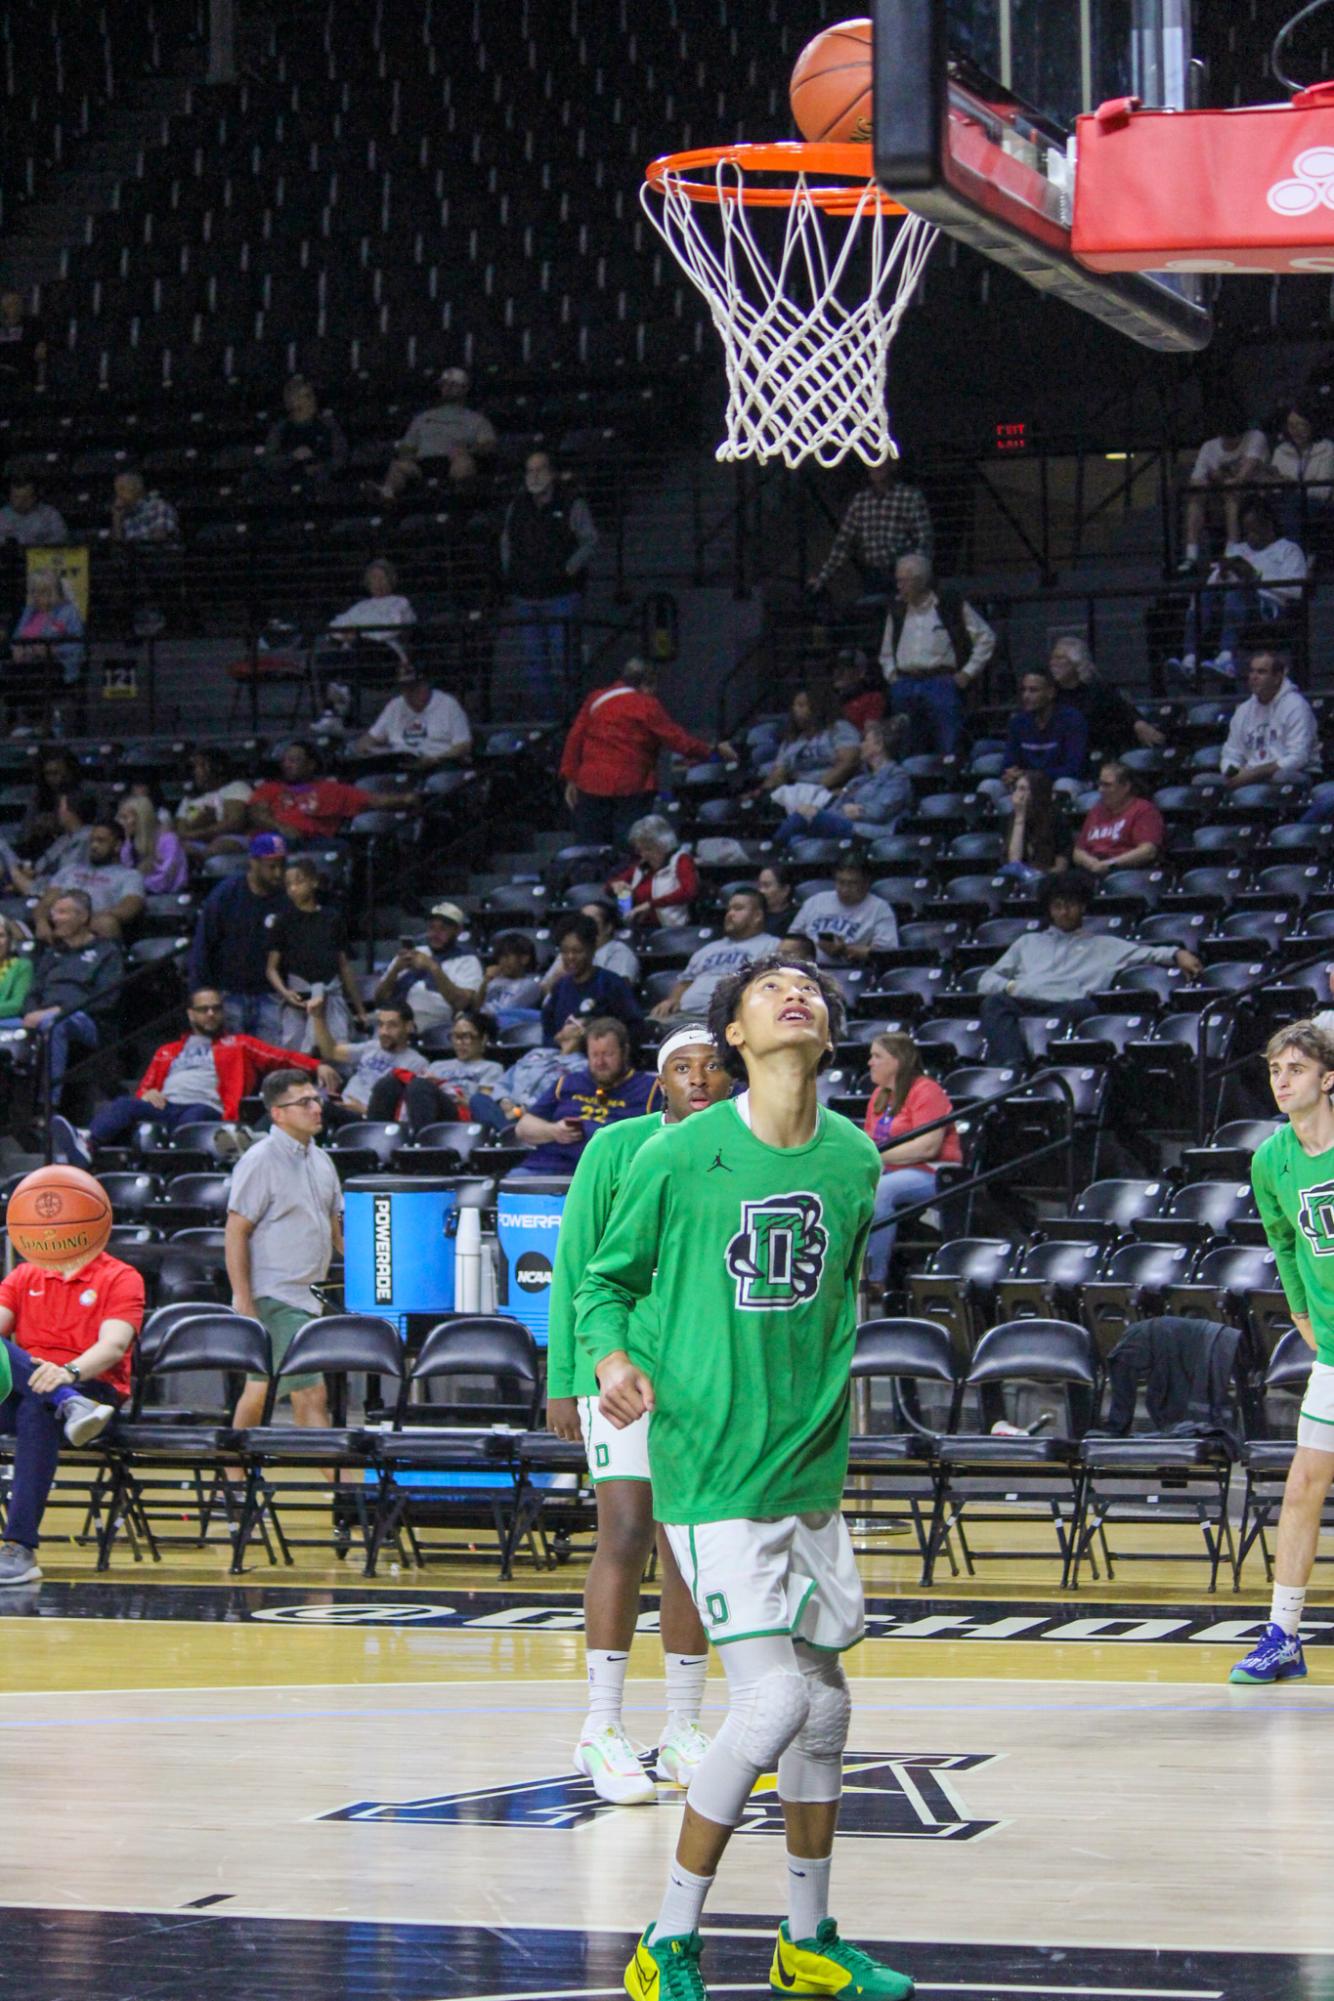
[656, 1024, 719, 1073]
[429, 901, 466, 926]
[248, 833, 288, 859]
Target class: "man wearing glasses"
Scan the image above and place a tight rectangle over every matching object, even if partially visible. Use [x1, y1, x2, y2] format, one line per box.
[225, 1069, 344, 1439]
[53, 987, 344, 1167]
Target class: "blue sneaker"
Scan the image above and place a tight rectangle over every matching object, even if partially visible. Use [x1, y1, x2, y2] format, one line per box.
[48, 1114, 91, 1172]
[1229, 1621, 1307, 1685]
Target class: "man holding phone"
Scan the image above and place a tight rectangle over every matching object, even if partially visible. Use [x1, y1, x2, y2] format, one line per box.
[791, 856, 899, 965]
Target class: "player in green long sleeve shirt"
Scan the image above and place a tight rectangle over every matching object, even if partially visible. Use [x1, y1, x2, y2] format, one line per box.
[1232, 1020, 1334, 1688]
[546, 1023, 732, 1806]
[575, 953, 913, 2001]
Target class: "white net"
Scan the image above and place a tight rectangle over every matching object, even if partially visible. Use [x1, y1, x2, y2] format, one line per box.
[642, 151, 937, 469]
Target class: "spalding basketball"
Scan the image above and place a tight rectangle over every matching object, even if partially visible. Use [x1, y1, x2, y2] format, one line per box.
[7, 1164, 114, 1268]
[790, 18, 874, 144]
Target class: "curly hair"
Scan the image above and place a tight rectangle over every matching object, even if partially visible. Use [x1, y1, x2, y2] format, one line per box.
[706, 951, 846, 1081]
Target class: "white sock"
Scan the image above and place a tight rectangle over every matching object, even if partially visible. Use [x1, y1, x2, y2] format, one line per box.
[663, 1651, 709, 1731]
[584, 1648, 629, 1731]
[787, 1850, 832, 1943]
[1271, 1583, 1306, 1637]
[655, 1860, 714, 1942]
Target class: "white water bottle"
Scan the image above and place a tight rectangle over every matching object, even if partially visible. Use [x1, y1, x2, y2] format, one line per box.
[454, 1205, 482, 1312]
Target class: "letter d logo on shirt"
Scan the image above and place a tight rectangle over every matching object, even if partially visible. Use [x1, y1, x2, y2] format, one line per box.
[726, 1193, 828, 1310]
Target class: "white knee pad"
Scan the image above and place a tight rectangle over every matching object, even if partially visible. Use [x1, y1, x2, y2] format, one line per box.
[686, 1669, 810, 1829]
[777, 1654, 851, 1804]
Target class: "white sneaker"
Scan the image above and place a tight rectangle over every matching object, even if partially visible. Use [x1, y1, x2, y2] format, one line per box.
[655, 1716, 711, 1786]
[1209, 649, 1237, 680]
[62, 1394, 116, 1448]
[573, 1721, 657, 1805]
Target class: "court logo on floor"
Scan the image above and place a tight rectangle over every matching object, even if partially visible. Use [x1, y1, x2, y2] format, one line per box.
[321, 1750, 1000, 1839]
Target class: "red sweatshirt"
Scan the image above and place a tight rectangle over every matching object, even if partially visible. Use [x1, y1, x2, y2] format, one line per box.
[136, 1034, 321, 1122]
[560, 681, 711, 797]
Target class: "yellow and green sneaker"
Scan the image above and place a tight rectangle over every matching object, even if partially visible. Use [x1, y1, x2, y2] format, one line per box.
[770, 1917, 915, 1998]
[625, 1925, 709, 1999]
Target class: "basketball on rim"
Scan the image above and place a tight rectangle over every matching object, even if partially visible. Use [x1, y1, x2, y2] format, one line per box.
[7, 1164, 114, 1268]
[789, 18, 874, 144]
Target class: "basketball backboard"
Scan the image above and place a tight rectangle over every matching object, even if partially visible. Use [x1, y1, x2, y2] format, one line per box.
[872, 0, 1213, 350]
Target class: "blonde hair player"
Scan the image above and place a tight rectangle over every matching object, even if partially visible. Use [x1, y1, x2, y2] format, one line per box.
[546, 1022, 733, 1804]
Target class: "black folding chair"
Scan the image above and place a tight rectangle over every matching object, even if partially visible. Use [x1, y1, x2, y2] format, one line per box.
[846, 1318, 963, 1578]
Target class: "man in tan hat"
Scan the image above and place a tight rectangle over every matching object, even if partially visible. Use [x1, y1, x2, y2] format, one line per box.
[371, 901, 484, 1029]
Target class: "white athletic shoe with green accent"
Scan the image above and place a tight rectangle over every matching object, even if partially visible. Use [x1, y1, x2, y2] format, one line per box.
[655, 1716, 711, 1786]
[573, 1721, 657, 1804]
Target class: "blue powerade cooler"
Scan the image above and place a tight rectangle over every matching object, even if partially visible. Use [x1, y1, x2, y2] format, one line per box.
[494, 1177, 570, 1348]
[342, 1176, 459, 1318]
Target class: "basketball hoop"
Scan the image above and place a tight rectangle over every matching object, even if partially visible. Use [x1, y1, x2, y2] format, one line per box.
[642, 142, 937, 469]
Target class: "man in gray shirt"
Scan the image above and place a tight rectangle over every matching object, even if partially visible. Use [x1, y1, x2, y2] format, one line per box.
[36, 819, 145, 942]
[792, 855, 900, 963]
[226, 1068, 344, 1439]
[0, 477, 67, 548]
[308, 995, 430, 1122]
[978, 871, 1202, 1066]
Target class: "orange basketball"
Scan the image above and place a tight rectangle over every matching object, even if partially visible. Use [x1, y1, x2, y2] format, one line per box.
[790, 18, 874, 144]
[7, 1164, 114, 1268]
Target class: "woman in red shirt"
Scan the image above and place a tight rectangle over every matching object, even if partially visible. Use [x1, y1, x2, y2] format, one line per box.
[606, 813, 699, 930]
[862, 1031, 962, 1297]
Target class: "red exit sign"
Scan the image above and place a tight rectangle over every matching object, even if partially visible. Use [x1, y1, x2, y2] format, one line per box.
[995, 420, 1029, 452]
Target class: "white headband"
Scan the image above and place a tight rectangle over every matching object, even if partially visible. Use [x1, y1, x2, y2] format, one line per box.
[656, 1025, 718, 1073]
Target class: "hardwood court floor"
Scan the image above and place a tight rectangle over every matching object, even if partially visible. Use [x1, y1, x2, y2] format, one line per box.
[3, 1554, 1334, 1998]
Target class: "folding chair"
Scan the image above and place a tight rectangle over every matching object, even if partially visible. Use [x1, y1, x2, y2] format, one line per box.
[846, 1318, 962, 1579]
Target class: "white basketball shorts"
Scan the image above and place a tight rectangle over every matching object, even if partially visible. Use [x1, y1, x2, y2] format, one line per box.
[1298, 1356, 1334, 1453]
[578, 1395, 651, 1484]
[663, 1509, 864, 1653]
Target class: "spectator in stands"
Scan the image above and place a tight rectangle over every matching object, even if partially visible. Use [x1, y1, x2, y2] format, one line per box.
[1047, 635, 1166, 752]
[188, 832, 289, 1036]
[110, 470, 181, 546]
[34, 820, 145, 943]
[13, 746, 82, 861]
[513, 1016, 661, 1175]
[542, 913, 641, 1043]
[115, 794, 187, 895]
[1264, 400, 1334, 537]
[771, 718, 912, 846]
[648, 888, 772, 1018]
[1000, 666, 1089, 793]
[862, 1032, 962, 1299]
[608, 813, 698, 930]
[266, 855, 366, 1050]
[372, 900, 483, 1030]
[225, 1067, 343, 1452]
[5, 786, 94, 895]
[560, 656, 728, 848]
[792, 854, 899, 963]
[324, 559, 416, 670]
[808, 456, 933, 596]
[577, 900, 642, 985]
[262, 375, 348, 489]
[391, 1007, 507, 1132]
[757, 862, 798, 935]
[776, 932, 819, 965]
[998, 771, 1072, 886]
[1213, 643, 1320, 797]
[376, 366, 497, 499]
[0, 289, 47, 390]
[10, 568, 84, 686]
[758, 687, 861, 794]
[8, 891, 122, 1101]
[175, 747, 254, 857]
[1073, 762, 1166, 877]
[353, 657, 470, 766]
[879, 552, 996, 756]
[1179, 406, 1270, 572]
[978, 871, 1201, 1066]
[75, 987, 337, 1155]
[0, 918, 33, 1019]
[486, 1017, 588, 1131]
[1175, 500, 1308, 682]
[480, 931, 544, 1026]
[501, 449, 599, 713]
[0, 478, 66, 548]
[248, 738, 415, 842]
[308, 994, 429, 1123]
[830, 646, 886, 728]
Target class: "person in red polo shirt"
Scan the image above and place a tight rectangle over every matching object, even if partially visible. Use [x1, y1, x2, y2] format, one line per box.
[560, 657, 734, 850]
[1073, 760, 1166, 879]
[0, 1242, 144, 1585]
[248, 739, 416, 843]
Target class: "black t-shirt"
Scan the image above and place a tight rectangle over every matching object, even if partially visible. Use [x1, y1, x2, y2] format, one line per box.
[270, 903, 348, 982]
[274, 415, 337, 463]
[0, 319, 44, 385]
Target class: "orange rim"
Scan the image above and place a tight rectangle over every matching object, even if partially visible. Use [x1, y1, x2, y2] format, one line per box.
[644, 141, 905, 215]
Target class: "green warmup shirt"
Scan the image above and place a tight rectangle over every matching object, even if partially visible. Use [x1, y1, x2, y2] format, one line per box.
[573, 1094, 880, 1525]
[546, 1112, 664, 1399]
[1253, 1123, 1334, 1365]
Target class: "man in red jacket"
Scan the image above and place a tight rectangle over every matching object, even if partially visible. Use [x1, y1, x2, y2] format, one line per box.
[560, 657, 735, 848]
[55, 987, 342, 1163]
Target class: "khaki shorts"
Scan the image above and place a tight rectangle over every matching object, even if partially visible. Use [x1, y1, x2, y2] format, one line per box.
[249, 1297, 323, 1396]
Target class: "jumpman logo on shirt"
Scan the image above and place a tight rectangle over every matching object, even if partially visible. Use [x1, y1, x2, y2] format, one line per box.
[708, 1148, 733, 1173]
